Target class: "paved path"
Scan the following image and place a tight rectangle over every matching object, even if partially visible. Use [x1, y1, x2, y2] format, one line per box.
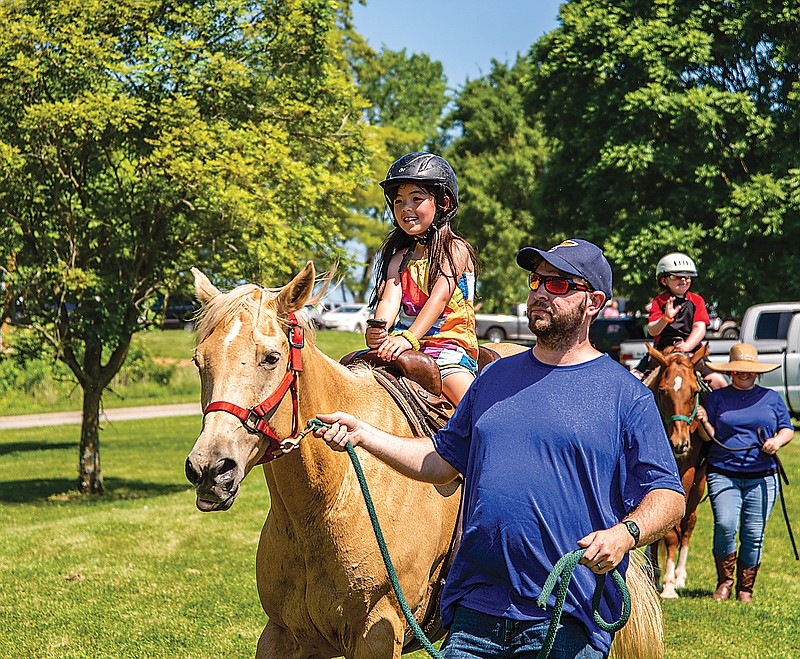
[0, 403, 201, 429]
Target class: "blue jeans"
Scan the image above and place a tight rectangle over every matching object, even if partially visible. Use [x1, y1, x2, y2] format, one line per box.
[441, 606, 605, 658]
[707, 471, 779, 567]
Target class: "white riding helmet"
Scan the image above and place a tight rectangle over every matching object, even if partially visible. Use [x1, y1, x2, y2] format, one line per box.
[656, 252, 698, 279]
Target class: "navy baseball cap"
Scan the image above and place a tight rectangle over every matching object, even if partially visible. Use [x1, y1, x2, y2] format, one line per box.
[516, 239, 613, 300]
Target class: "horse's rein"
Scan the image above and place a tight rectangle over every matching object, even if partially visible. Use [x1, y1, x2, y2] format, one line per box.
[202, 312, 306, 464]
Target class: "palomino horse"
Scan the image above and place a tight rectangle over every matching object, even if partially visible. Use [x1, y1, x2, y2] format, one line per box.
[645, 343, 708, 599]
[185, 262, 663, 658]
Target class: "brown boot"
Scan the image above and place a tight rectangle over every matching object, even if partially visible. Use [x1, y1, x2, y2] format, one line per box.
[713, 552, 736, 600]
[736, 562, 760, 602]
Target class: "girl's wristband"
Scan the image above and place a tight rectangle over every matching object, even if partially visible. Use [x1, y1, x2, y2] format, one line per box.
[662, 315, 675, 323]
[391, 329, 420, 351]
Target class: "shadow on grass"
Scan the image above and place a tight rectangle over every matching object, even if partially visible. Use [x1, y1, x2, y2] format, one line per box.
[0, 441, 75, 457]
[672, 587, 714, 599]
[0, 477, 189, 504]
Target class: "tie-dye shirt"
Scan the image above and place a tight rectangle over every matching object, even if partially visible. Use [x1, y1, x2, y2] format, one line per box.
[395, 255, 479, 361]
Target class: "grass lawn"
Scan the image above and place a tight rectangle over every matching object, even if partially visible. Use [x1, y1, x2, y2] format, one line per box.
[135, 326, 368, 364]
[0, 328, 366, 416]
[1, 412, 799, 657]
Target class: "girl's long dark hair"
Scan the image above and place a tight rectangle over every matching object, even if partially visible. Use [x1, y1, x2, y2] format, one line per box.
[370, 185, 479, 308]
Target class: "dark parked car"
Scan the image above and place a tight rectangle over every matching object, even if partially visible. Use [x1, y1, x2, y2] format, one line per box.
[151, 297, 201, 329]
[589, 316, 646, 362]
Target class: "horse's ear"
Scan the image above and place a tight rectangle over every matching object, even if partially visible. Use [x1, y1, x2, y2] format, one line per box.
[647, 342, 668, 369]
[276, 261, 316, 314]
[692, 342, 709, 365]
[192, 267, 221, 305]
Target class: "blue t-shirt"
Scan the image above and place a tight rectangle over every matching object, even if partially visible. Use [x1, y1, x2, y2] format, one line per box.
[432, 350, 683, 654]
[705, 385, 793, 474]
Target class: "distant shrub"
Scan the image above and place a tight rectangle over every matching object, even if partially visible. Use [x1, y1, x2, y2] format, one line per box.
[0, 330, 180, 414]
[0, 349, 73, 392]
[113, 343, 175, 387]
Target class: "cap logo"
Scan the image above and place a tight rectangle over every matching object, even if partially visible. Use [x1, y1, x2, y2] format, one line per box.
[547, 240, 578, 252]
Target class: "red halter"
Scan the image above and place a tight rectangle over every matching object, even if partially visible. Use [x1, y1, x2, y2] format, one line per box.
[202, 312, 304, 464]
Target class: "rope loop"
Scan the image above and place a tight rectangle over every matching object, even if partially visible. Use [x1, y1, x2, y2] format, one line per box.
[535, 548, 630, 659]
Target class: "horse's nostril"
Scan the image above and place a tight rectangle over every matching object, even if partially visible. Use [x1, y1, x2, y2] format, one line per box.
[217, 457, 237, 478]
[185, 457, 201, 486]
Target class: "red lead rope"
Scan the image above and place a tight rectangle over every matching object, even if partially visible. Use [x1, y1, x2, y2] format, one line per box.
[202, 313, 305, 464]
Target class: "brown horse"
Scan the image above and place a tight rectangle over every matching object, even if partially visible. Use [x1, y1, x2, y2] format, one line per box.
[645, 343, 708, 599]
[185, 262, 664, 658]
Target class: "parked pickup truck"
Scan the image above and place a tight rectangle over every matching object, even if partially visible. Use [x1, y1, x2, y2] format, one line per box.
[619, 302, 800, 418]
[475, 304, 535, 343]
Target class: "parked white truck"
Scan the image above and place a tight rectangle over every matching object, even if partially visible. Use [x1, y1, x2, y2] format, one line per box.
[476, 304, 644, 362]
[619, 302, 800, 418]
[475, 304, 536, 343]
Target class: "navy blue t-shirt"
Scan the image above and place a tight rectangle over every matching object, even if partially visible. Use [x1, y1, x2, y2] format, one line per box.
[705, 385, 793, 474]
[432, 350, 683, 654]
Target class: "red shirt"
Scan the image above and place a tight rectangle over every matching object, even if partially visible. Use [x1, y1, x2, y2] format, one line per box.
[649, 290, 710, 350]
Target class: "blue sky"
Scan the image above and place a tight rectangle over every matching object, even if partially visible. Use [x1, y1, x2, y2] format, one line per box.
[351, 1, 563, 89]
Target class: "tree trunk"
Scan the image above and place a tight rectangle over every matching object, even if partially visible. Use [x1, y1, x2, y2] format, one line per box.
[78, 386, 104, 495]
[357, 248, 376, 303]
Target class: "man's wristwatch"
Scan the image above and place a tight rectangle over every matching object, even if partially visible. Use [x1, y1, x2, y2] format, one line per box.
[623, 519, 641, 546]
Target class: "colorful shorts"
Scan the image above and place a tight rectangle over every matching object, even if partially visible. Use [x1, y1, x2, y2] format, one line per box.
[421, 343, 478, 378]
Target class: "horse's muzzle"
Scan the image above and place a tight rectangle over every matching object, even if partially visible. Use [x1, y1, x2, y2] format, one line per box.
[185, 455, 241, 512]
[672, 440, 691, 457]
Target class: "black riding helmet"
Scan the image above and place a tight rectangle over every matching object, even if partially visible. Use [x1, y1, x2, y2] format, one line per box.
[379, 152, 459, 227]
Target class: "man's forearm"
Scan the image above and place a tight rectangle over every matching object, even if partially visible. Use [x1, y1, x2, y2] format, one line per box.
[626, 488, 685, 547]
[352, 423, 459, 485]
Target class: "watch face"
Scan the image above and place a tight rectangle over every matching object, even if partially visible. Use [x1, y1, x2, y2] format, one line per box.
[625, 520, 640, 541]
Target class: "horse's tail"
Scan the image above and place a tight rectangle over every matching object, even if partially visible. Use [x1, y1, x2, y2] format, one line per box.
[610, 549, 664, 659]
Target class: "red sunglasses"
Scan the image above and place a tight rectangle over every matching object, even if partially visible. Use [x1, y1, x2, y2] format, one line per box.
[528, 272, 592, 295]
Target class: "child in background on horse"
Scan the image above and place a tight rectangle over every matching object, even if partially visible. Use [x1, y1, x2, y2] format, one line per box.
[366, 152, 479, 406]
[632, 252, 727, 389]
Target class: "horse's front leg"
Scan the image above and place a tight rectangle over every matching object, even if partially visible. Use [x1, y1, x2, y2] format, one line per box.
[660, 528, 680, 599]
[257, 621, 328, 659]
[352, 603, 405, 659]
[645, 543, 662, 591]
[674, 509, 698, 589]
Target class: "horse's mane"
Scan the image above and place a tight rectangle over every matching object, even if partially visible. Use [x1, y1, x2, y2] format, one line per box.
[194, 283, 316, 344]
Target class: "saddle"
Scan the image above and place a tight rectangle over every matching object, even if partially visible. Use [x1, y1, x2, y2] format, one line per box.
[338, 345, 501, 650]
[340, 346, 502, 436]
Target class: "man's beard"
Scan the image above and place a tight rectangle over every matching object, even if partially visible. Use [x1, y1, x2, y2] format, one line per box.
[528, 296, 587, 352]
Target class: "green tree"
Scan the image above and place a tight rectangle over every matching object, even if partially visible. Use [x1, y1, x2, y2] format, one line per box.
[527, 0, 800, 315]
[0, 0, 368, 494]
[445, 60, 550, 313]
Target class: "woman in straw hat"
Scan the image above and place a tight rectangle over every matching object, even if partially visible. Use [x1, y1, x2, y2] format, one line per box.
[696, 343, 794, 602]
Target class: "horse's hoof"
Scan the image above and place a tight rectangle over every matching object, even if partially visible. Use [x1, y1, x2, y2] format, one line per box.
[660, 589, 679, 600]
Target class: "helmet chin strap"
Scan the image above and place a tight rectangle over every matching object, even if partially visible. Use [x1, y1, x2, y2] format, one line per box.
[415, 225, 436, 245]
[398, 225, 437, 273]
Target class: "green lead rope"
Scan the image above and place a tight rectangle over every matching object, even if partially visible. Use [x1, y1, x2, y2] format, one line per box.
[535, 548, 631, 659]
[306, 419, 631, 659]
[305, 419, 441, 656]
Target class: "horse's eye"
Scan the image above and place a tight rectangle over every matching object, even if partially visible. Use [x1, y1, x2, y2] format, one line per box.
[261, 352, 281, 367]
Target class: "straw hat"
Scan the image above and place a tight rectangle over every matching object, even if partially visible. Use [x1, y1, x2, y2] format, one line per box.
[707, 343, 779, 374]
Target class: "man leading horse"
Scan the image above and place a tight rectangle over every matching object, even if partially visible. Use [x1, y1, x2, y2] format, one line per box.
[316, 238, 685, 659]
